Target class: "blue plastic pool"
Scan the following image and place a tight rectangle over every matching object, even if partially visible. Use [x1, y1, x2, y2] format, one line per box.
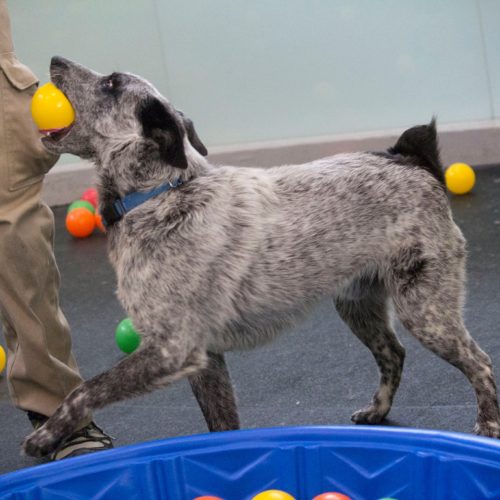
[1, 426, 499, 499]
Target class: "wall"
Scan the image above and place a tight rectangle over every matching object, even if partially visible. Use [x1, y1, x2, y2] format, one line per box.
[8, 0, 500, 166]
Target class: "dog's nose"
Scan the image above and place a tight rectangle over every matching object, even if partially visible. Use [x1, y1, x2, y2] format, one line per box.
[50, 56, 71, 71]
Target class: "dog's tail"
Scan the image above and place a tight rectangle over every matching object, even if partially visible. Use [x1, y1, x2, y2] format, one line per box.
[388, 117, 444, 185]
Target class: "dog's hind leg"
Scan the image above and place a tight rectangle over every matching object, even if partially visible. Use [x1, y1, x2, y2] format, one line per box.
[22, 342, 207, 457]
[335, 279, 405, 424]
[188, 351, 240, 431]
[389, 243, 500, 438]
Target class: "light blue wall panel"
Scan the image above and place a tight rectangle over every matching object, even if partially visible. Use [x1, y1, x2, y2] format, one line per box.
[478, 0, 500, 118]
[155, 0, 492, 145]
[7, 0, 499, 152]
[10, 1, 168, 87]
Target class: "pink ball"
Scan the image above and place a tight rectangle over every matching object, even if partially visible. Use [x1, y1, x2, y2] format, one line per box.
[313, 494, 352, 500]
[81, 187, 98, 208]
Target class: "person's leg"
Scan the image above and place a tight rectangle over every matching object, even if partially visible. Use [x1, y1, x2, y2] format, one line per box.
[0, 193, 87, 418]
[0, 1, 87, 419]
[0, 1, 112, 459]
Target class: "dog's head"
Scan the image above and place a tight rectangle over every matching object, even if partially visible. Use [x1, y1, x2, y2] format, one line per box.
[43, 56, 207, 171]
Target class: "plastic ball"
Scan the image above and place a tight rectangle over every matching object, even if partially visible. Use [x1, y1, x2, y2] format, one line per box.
[95, 212, 106, 233]
[313, 494, 352, 500]
[81, 187, 98, 208]
[0, 345, 6, 374]
[67, 200, 95, 214]
[65, 207, 95, 238]
[31, 82, 75, 131]
[115, 318, 141, 354]
[252, 490, 295, 500]
[445, 162, 475, 195]
[192, 497, 224, 500]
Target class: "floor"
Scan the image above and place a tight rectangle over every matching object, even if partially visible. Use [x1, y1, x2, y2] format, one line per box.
[1, 166, 499, 475]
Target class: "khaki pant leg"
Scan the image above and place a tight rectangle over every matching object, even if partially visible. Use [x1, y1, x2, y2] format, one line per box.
[0, 0, 85, 418]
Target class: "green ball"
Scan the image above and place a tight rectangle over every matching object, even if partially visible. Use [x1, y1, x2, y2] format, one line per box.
[67, 200, 95, 214]
[115, 318, 141, 354]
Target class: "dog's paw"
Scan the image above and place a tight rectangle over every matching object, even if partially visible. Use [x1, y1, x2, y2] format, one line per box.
[474, 421, 500, 439]
[22, 428, 59, 458]
[351, 404, 388, 425]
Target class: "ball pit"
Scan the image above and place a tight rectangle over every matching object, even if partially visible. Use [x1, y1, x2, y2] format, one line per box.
[0, 426, 499, 499]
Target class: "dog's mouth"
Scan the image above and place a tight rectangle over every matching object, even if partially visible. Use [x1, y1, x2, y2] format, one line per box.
[40, 124, 73, 142]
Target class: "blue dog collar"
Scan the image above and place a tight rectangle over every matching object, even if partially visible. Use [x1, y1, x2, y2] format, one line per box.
[103, 178, 184, 227]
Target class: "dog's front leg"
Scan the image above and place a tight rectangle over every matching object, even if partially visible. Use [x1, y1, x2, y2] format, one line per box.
[188, 351, 240, 431]
[22, 342, 207, 457]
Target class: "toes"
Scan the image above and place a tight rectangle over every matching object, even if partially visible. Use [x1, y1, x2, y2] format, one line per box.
[474, 421, 500, 438]
[22, 429, 58, 458]
[351, 405, 387, 424]
[22, 437, 46, 458]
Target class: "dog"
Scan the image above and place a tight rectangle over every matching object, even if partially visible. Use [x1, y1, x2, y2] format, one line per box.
[22, 56, 500, 457]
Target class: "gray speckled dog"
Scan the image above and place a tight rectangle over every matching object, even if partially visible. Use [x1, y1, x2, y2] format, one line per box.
[23, 57, 500, 457]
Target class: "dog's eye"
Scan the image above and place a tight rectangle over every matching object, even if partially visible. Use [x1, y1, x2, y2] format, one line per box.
[103, 78, 114, 90]
[101, 74, 119, 92]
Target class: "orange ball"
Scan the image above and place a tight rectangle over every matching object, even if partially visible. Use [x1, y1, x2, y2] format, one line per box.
[313, 494, 352, 500]
[66, 207, 95, 238]
[95, 212, 106, 233]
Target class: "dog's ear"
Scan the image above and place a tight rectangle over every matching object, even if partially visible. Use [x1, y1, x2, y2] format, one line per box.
[137, 97, 188, 169]
[177, 110, 208, 157]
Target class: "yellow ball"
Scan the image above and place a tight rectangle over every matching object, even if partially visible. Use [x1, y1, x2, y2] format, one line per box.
[31, 82, 75, 131]
[445, 162, 476, 195]
[0, 345, 6, 374]
[252, 491, 296, 500]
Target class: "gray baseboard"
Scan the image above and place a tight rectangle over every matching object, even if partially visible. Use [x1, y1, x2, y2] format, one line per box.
[42, 120, 500, 206]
